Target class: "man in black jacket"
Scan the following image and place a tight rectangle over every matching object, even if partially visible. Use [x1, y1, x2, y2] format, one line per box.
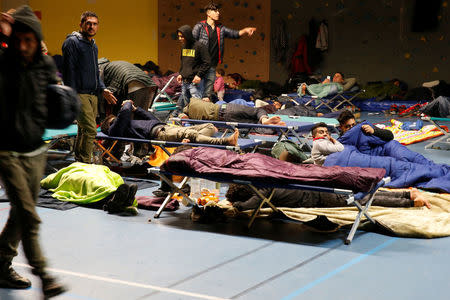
[62, 11, 118, 163]
[0, 6, 66, 298]
[176, 25, 210, 109]
[337, 110, 394, 141]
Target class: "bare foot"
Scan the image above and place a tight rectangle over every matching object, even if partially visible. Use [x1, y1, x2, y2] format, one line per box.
[411, 188, 431, 209]
[301, 83, 307, 94]
[181, 138, 190, 143]
[262, 116, 281, 125]
[414, 197, 432, 209]
[227, 129, 239, 146]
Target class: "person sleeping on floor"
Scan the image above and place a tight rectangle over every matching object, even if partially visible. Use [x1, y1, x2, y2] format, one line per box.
[225, 184, 431, 211]
[101, 100, 239, 146]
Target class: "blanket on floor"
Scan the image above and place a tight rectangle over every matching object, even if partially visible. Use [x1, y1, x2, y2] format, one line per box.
[324, 122, 450, 192]
[384, 119, 447, 145]
[40, 162, 124, 204]
[219, 189, 450, 238]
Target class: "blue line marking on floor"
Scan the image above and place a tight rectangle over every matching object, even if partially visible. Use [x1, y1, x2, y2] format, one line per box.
[281, 237, 398, 300]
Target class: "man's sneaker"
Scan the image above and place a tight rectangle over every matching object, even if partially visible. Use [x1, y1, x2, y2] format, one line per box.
[41, 275, 67, 298]
[0, 266, 32, 289]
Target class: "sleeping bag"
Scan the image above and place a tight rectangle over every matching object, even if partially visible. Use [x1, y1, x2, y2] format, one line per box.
[324, 122, 450, 192]
[162, 147, 385, 193]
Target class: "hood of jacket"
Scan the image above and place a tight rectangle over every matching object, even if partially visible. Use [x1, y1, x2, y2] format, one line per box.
[12, 5, 43, 41]
[177, 25, 194, 47]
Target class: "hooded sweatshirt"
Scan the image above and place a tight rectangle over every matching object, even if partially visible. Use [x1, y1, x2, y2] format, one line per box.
[0, 5, 60, 152]
[62, 30, 106, 94]
[178, 25, 210, 82]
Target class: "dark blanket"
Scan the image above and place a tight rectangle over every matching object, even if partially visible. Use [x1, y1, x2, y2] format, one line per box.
[162, 148, 385, 193]
[324, 122, 450, 192]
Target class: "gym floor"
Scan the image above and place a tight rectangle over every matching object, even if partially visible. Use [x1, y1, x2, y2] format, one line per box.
[0, 113, 449, 300]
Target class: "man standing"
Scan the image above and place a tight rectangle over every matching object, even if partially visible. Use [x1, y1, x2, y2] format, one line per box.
[193, 2, 256, 100]
[62, 11, 117, 163]
[176, 25, 210, 110]
[0, 5, 66, 298]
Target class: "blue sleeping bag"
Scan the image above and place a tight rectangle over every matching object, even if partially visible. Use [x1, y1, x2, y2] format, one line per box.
[324, 122, 450, 192]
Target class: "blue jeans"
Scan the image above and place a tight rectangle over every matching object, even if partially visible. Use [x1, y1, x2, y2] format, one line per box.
[178, 81, 203, 109]
[202, 67, 216, 99]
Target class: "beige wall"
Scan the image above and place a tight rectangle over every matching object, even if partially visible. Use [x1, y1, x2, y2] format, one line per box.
[158, 0, 271, 80]
[27, 0, 158, 65]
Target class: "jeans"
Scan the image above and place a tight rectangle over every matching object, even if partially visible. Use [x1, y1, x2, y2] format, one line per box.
[179, 81, 203, 109]
[202, 67, 216, 99]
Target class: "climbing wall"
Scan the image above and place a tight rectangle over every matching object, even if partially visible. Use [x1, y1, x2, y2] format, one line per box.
[158, 0, 271, 81]
[270, 0, 450, 88]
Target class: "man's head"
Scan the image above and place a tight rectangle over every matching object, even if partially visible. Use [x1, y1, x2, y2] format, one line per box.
[332, 72, 344, 84]
[177, 25, 194, 46]
[225, 184, 253, 203]
[311, 122, 330, 138]
[9, 5, 44, 62]
[205, 2, 220, 22]
[337, 110, 356, 134]
[100, 114, 116, 135]
[79, 11, 98, 39]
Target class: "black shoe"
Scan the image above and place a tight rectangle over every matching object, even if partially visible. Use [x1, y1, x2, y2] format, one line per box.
[0, 266, 32, 289]
[152, 189, 169, 198]
[127, 183, 138, 206]
[41, 275, 67, 299]
[104, 184, 130, 213]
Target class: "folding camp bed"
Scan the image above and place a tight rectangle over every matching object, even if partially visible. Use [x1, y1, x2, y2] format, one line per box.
[268, 114, 340, 134]
[423, 116, 450, 150]
[95, 132, 264, 164]
[42, 124, 79, 149]
[148, 166, 390, 245]
[170, 118, 314, 150]
[304, 89, 365, 111]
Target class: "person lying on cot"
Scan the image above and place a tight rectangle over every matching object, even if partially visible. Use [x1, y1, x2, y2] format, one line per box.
[299, 72, 357, 98]
[181, 97, 286, 125]
[310, 122, 344, 166]
[101, 100, 239, 146]
[226, 184, 431, 211]
[337, 110, 394, 141]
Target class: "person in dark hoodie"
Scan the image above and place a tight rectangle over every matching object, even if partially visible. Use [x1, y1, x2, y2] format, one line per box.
[176, 25, 210, 109]
[101, 100, 239, 146]
[0, 5, 67, 298]
[62, 11, 118, 164]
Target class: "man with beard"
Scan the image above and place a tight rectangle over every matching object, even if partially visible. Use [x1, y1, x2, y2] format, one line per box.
[62, 11, 118, 163]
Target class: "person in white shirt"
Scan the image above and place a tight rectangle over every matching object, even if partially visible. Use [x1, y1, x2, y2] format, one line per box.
[311, 122, 344, 165]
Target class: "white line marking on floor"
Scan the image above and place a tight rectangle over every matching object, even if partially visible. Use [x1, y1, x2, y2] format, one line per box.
[13, 262, 229, 300]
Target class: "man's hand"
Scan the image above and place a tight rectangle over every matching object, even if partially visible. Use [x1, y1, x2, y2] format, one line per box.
[0, 12, 14, 37]
[239, 27, 256, 37]
[192, 75, 201, 84]
[103, 89, 118, 105]
[176, 74, 182, 84]
[329, 136, 337, 144]
[361, 124, 375, 135]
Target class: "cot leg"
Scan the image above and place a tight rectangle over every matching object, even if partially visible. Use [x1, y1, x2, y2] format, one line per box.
[154, 175, 193, 218]
[247, 187, 277, 228]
